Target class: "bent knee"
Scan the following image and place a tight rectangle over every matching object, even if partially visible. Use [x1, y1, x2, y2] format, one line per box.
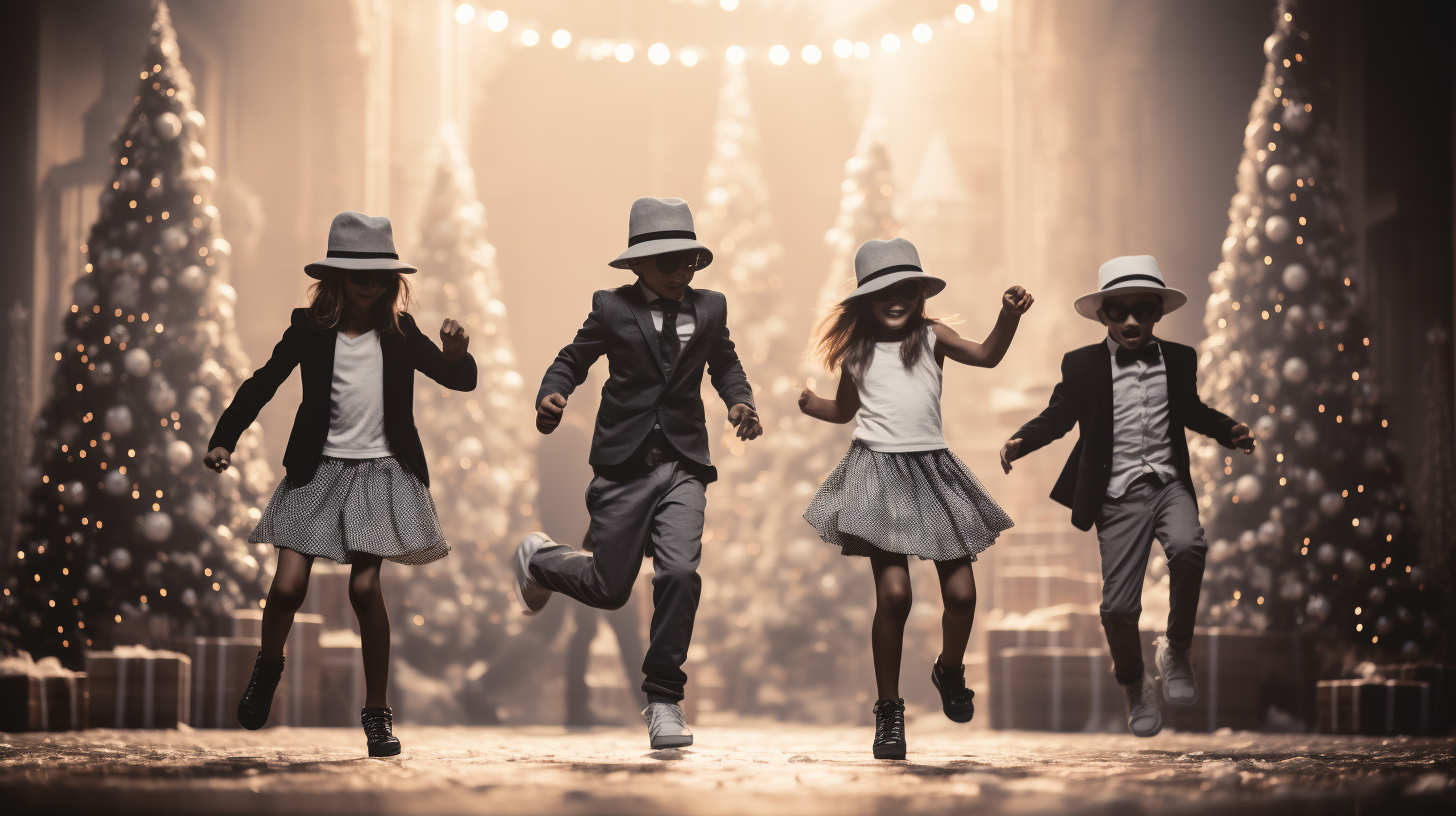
[943, 587, 978, 614]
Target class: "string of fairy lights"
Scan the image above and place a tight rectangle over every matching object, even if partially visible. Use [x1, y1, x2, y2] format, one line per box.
[452, 0, 998, 67]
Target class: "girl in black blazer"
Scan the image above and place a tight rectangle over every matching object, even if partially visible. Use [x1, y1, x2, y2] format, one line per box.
[203, 213, 476, 756]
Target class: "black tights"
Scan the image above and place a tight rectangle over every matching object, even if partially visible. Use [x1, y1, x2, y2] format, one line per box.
[868, 550, 977, 702]
[260, 549, 391, 709]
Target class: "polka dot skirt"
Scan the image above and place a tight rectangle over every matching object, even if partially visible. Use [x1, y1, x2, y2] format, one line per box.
[804, 441, 1014, 562]
[249, 456, 450, 566]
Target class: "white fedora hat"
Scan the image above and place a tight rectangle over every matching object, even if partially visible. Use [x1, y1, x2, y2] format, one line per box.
[608, 197, 714, 269]
[304, 212, 417, 279]
[1073, 255, 1187, 321]
[843, 238, 946, 302]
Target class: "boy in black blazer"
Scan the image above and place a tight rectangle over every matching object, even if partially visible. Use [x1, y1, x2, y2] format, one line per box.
[513, 197, 763, 749]
[999, 256, 1254, 737]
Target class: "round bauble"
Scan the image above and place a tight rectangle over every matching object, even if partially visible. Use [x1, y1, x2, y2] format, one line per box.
[111, 275, 140, 310]
[215, 283, 238, 306]
[140, 511, 173, 543]
[86, 564, 107, 584]
[1354, 516, 1374, 538]
[1245, 235, 1262, 256]
[1283, 104, 1312, 133]
[1239, 530, 1259, 551]
[186, 385, 211, 414]
[1341, 548, 1363, 572]
[1279, 404, 1298, 424]
[1367, 585, 1387, 606]
[118, 167, 143, 192]
[189, 141, 207, 161]
[109, 547, 133, 571]
[103, 469, 130, 496]
[211, 237, 232, 258]
[1376, 615, 1393, 635]
[1278, 573, 1305, 601]
[181, 587, 198, 606]
[74, 280, 99, 309]
[1401, 641, 1421, 660]
[184, 109, 205, 132]
[122, 251, 148, 276]
[1304, 468, 1325, 494]
[104, 404, 134, 435]
[154, 111, 183, 141]
[1235, 474, 1263, 502]
[1316, 542, 1338, 564]
[453, 436, 484, 464]
[148, 377, 177, 412]
[178, 265, 206, 292]
[1263, 31, 1287, 60]
[1363, 446, 1388, 471]
[149, 276, 170, 296]
[166, 439, 193, 470]
[1283, 305, 1308, 329]
[1281, 263, 1310, 291]
[1422, 615, 1438, 638]
[1319, 491, 1345, 516]
[1265, 164, 1294, 191]
[144, 560, 164, 584]
[1254, 414, 1278, 441]
[1396, 606, 1414, 625]
[1209, 538, 1237, 563]
[65, 480, 87, 506]
[160, 226, 189, 253]
[1294, 421, 1319, 449]
[186, 492, 214, 526]
[124, 347, 152, 377]
[1282, 356, 1309, 383]
[1306, 594, 1331, 621]
[1257, 519, 1283, 545]
[91, 361, 115, 387]
[1222, 235, 1240, 262]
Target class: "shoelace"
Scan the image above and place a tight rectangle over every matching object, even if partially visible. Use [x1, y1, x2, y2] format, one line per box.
[647, 703, 686, 732]
[242, 656, 282, 705]
[362, 710, 395, 742]
[873, 701, 905, 744]
[939, 665, 974, 705]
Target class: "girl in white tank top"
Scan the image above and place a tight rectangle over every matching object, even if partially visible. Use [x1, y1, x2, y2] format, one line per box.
[797, 237, 1033, 759]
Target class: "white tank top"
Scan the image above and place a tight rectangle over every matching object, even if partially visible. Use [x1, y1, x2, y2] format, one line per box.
[321, 329, 392, 458]
[851, 325, 947, 452]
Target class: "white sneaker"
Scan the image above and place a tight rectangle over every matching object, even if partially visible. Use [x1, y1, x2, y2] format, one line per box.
[643, 702, 693, 749]
[513, 532, 554, 615]
[1155, 635, 1199, 706]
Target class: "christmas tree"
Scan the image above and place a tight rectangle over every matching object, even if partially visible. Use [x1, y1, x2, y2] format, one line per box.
[1191, 0, 1434, 662]
[1, 2, 274, 666]
[391, 124, 539, 713]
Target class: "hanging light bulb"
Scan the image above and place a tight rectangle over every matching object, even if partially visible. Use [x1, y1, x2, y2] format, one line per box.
[520, 29, 539, 47]
[486, 10, 508, 32]
[454, 4, 475, 24]
[833, 39, 853, 58]
[768, 45, 789, 66]
[679, 48, 700, 67]
[552, 29, 571, 49]
[956, 4, 976, 23]
[802, 44, 822, 64]
[726, 45, 746, 64]
[913, 24, 933, 43]
[648, 43, 671, 65]
[615, 43, 635, 63]
[881, 33, 901, 53]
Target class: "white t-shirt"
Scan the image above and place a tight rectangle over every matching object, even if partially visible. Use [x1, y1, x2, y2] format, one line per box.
[321, 329, 392, 458]
[851, 325, 947, 453]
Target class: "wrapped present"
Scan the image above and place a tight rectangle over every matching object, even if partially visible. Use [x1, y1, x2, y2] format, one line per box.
[318, 630, 365, 727]
[1317, 679, 1431, 735]
[85, 646, 188, 729]
[986, 604, 1106, 729]
[0, 652, 89, 731]
[190, 636, 262, 728]
[1383, 664, 1453, 735]
[1138, 628, 1319, 732]
[303, 564, 358, 633]
[230, 610, 324, 726]
[993, 566, 1099, 615]
[993, 647, 1125, 732]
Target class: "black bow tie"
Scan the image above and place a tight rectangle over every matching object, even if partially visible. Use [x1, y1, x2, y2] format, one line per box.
[1115, 342, 1160, 367]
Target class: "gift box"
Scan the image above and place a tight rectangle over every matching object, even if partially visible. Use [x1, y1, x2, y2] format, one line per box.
[0, 652, 89, 732]
[1383, 664, 1453, 735]
[318, 630, 365, 727]
[993, 566, 1100, 615]
[1317, 679, 1431, 735]
[987, 604, 1106, 729]
[85, 646, 188, 729]
[230, 610, 324, 726]
[1138, 627, 1319, 732]
[303, 564, 358, 634]
[190, 636, 262, 728]
[992, 647, 1125, 732]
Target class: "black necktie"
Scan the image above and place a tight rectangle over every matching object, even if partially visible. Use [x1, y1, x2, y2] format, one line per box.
[658, 300, 680, 368]
[1116, 342, 1160, 367]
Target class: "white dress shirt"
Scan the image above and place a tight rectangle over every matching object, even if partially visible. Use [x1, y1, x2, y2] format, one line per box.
[1106, 336, 1177, 498]
[638, 282, 696, 346]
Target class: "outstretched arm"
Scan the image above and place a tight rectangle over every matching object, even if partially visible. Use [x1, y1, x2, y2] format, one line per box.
[932, 286, 1033, 368]
[798, 370, 860, 425]
[536, 292, 610, 434]
[411, 316, 477, 391]
[205, 319, 304, 471]
[1000, 352, 1079, 473]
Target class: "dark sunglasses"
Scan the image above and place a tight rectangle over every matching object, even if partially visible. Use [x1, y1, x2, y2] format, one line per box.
[348, 269, 397, 288]
[1102, 300, 1161, 323]
[870, 280, 925, 302]
[652, 251, 707, 276]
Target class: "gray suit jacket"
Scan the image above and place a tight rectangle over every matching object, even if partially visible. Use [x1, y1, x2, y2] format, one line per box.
[537, 284, 754, 481]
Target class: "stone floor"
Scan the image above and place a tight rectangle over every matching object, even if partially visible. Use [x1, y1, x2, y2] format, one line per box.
[3, 722, 1454, 816]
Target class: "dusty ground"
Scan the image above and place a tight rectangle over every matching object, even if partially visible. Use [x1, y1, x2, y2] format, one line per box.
[3, 722, 1454, 816]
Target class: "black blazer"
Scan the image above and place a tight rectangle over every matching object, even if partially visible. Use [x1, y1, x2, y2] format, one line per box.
[536, 284, 754, 482]
[208, 309, 477, 488]
[1011, 338, 1240, 531]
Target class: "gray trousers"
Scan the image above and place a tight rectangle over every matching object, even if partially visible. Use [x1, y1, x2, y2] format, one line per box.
[1093, 474, 1207, 685]
[529, 460, 706, 702]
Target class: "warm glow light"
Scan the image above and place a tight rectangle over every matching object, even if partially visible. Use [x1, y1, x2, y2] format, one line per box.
[720, 0, 739, 9]
[913, 24, 933, 43]
[486, 10, 508, 32]
[802, 44, 822, 64]
[520, 29, 539, 47]
[881, 33, 901, 53]
[833, 39, 853, 58]
[648, 43, 671, 65]
[853, 41, 870, 58]
[615, 43, 635, 62]
[454, 4, 474, 24]
[956, 4, 976, 23]
[768, 44, 790, 65]
[679, 49, 699, 67]
[726, 45, 746, 64]
[552, 29, 571, 49]
[981, 0, 999, 9]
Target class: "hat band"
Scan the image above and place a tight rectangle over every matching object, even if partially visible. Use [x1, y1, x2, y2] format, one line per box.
[627, 229, 696, 247]
[1102, 273, 1164, 290]
[858, 264, 923, 288]
[327, 249, 400, 260]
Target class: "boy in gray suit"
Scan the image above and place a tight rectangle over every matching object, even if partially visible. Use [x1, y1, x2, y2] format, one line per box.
[514, 197, 763, 748]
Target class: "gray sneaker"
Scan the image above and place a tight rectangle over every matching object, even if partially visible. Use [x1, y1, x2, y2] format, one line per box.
[1154, 635, 1199, 706]
[513, 532, 554, 615]
[643, 702, 693, 749]
[1120, 675, 1163, 738]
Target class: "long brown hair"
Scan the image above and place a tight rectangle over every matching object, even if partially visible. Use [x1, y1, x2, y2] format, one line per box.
[305, 269, 412, 333]
[811, 289, 934, 377]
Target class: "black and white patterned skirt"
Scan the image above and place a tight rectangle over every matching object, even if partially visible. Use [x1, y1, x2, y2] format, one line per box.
[804, 441, 1013, 562]
[249, 456, 450, 566]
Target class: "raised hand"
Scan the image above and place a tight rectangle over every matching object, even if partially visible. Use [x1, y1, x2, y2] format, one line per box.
[440, 318, 470, 365]
[536, 393, 567, 434]
[728, 403, 763, 441]
[999, 438, 1023, 474]
[204, 446, 231, 473]
[797, 388, 815, 415]
[1230, 423, 1256, 453]
[1002, 286, 1034, 316]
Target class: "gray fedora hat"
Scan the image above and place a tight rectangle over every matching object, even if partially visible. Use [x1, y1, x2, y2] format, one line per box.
[608, 197, 714, 270]
[844, 237, 947, 302]
[1072, 255, 1187, 321]
[304, 212, 417, 279]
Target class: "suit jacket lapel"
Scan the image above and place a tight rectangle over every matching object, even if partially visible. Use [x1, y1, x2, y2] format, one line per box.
[1094, 342, 1114, 449]
[626, 284, 669, 377]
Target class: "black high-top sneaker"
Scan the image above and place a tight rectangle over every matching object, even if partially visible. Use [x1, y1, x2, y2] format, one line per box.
[930, 659, 976, 723]
[236, 652, 284, 730]
[362, 707, 402, 757]
[871, 698, 907, 760]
